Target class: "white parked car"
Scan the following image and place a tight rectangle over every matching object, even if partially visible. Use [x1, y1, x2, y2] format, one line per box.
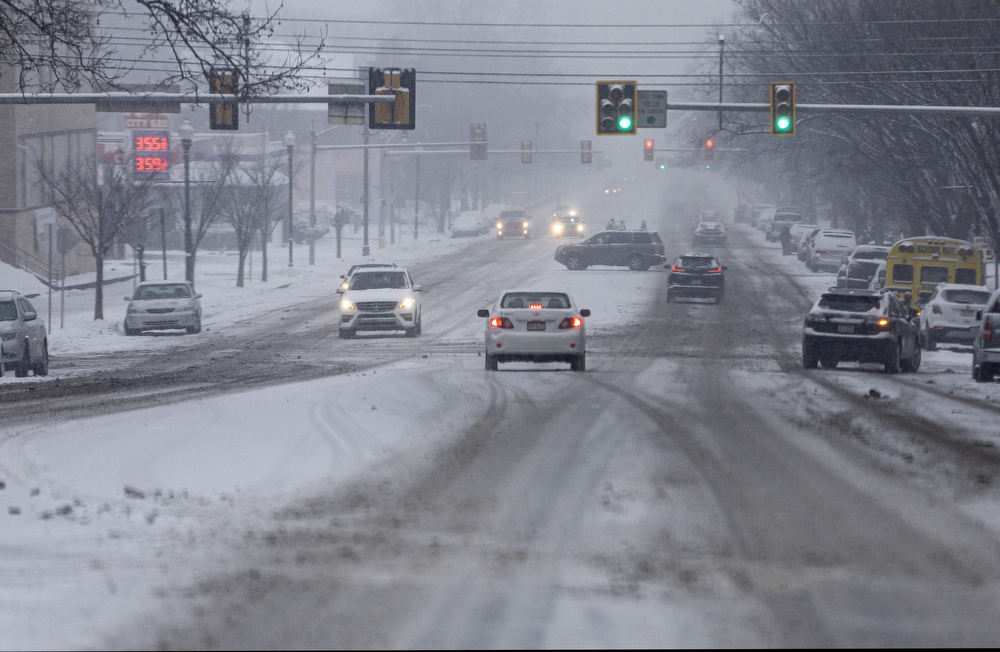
[451, 210, 488, 237]
[337, 268, 422, 338]
[807, 229, 857, 272]
[477, 290, 590, 371]
[124, 281, 202, 335]
[919, 283, 993, 350]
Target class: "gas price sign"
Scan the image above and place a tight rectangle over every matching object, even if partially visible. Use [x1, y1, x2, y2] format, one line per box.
[132, 130, 170, 180]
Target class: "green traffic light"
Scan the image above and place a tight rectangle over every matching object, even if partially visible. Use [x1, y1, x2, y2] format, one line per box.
[619, 116, 632, 130]
[776, 116, 791, 131]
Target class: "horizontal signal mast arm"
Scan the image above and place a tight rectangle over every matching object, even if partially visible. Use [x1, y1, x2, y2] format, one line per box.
[667, 101, 1000, 116]
[0, 93, 394, 105]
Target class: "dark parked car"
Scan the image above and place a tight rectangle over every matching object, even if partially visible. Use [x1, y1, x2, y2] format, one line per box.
[802, 289, 920, 373]
[692, 221, 727, 246]
[972, 289, 1000, 382]
[496, 209, 531, 239]
[836, 245, 890, 289]
[666, 253, 726, 303]
[555, 230, 666, 271]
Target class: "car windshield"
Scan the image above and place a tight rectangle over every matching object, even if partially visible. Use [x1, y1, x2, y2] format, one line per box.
[501, 292, 571, 309]
[943, 289, 992, 305]
[134, 284, 192, 300]
[349, 271, 408, 290]
[818, 295, 882, 312]
[678, 256, 717, 268]
[0, 300, 17, 321]
[853, 249, 889, 260]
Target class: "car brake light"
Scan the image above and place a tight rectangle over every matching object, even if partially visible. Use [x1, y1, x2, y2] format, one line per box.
[932, 304, 942, 314]
[559, 317, 582, 329]
[707, 266, 722, 273]
[490, 317, 514, 329]
[671, 265, 685, 272]
[529, 303, 543, 310]
[986, 319, 993, 341]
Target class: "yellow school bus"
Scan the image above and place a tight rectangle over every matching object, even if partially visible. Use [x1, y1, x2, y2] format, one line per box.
[883, 237, 983, 309]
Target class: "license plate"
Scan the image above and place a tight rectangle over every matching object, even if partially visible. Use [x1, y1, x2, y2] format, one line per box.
[838, 324, 855, 334]
[690, 279, 702, 285]
[527, 321, 546, 331]
[961, 310, 974, 317]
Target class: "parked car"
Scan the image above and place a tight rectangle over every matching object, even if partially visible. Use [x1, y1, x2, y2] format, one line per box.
[698, 209, 722, 222]
[124, 281, 202, 336]
[836, 245, 891, 289]
[802, 289, 920, 373]
[0, 290, 48, 377]
[799, 227, 822, 262]
[789, 223, 819, 248]
[972, 289, 1000, 381]
[496, 209, 531, 239]
[477, 290, 590, 371]
[766, 219, 795, 243]
[919, 283, 993, 350]
[692, 221, 727, 246]
[807, 229, 857, 272]
[452, 210, 488, 237]
[554, 230, 666, 271]
[753, 205, 776, 231]
[336, 268, 422, 338]
[666, 253, 727, 303]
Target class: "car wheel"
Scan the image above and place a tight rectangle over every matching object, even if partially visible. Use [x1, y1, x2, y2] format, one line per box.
[186, 316, 201, 335]
[820, 354, 839, 369]
[909, 340, 922, 372]
[923, 328, 937, 351]
[982, 363, 996, 382]
[973, 362, 982, 381]
[628, 254, 644, 271]
[666, 291, 673, 303]
[566, 254, 585, 271]
[405, 324, 418, 338]
[33, 341, 48, 377]
[485, 353, 498, 371]
[15, 340, 29, 377]
[338, 328, 355, 339]
[124, 322, 137, 336]
[715, 292, 724, 305]
[802, 341, 819, 369]
[416, 314, 422, 335]
[884, 342, 901, 374]
[570, 353, 586, 372]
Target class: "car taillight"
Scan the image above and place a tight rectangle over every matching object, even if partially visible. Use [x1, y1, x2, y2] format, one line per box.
[559, 317, 582, 329]
[707, 266, 722, 273]
[986, 319, 993, 341]
[815, 250, 827, 255]
[932, 304, 942, 314]
[529, 304, 543, 310]
[490, 317, 514, 329]
[671, 265, 685, 272]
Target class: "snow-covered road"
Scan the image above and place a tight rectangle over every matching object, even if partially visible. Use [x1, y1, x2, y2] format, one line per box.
[4, 201, 1000, 647]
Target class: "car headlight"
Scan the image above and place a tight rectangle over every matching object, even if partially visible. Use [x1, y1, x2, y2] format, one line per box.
[523, 221, 529, 228]
[497, 222, 503, 230]
[0, 330, 18, 341]
[341, 299, 355, 311]
[340, 281, 349, 290]
[399, 297, 415, 309]
[577, 224, 584, 232]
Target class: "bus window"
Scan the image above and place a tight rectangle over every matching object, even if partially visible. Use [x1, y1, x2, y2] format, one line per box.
[892, 264, 913, 283]
[920, 265, 949, 284]
[955, 267, 978, 285]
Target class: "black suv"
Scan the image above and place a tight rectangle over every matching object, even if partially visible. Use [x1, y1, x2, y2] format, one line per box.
[802, 289, 920, 373]
[555, 230, 666, 271]
[666, 253, 726, 303]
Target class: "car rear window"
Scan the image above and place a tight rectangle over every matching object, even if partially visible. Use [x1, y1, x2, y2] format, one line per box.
[649, 232, 662, 244]
[678, 256, 718, 268]
[943, 289, 991, 304]
[848, 261, 880, 278]
[956, 267, 977, 285]
[349, 271, 408, 290]
[134, 284, 192, 300]
[818, 295, 881, 312]
[633, 232, 652, 244]
[0, 301, 17, 321]
[501, 293, 571, 309]
[920, 266, 949, 284]
[853, 249, 889, 260]
[699, 222, 723, 230]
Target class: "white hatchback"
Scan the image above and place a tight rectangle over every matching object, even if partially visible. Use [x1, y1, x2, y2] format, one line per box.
[477, 290, 590, 371]
[919, 283, 993, 349]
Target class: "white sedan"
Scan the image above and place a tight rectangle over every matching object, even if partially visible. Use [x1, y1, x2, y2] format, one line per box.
[477, 290, 590, 371]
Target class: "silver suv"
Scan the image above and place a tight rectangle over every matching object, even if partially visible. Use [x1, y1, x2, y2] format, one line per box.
[0, 290, 49, 377]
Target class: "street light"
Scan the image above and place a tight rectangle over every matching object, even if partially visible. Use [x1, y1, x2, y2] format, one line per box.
[284, 130, 295, 266]
[179, 120, 194, 284]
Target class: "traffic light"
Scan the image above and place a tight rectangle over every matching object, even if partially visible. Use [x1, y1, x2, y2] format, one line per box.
[470, 123, 487, 160]
[522, 141, 532, 164]
[581, 140, 592, 164]
[644, 139, 654, 161]
[368, 68, 416, 130]
[596, 81, 637, 135]
[704, 139, 715, 160]
[208, 69, 238, 131]
[656, 157, 666, 170]
[770, 82, 795, 136]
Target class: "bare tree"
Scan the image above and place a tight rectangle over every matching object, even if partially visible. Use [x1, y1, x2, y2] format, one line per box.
[39, 155, 154, 319]
[1, 0, 325, 96]
[221, 146, 283, 287]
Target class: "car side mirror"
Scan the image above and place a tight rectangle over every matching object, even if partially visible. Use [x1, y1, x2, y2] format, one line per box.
[580, 309, 591, 317]
[194, 293, 203, 299]
[124, 296, 131, 301]
[477, 309, 490, 318]
[23, 311, 36, 321]
[413, 285, 423, 292]
[977, 310, 984, 321]
[340, 275, 346, 279]
[336, 287, 344, 294]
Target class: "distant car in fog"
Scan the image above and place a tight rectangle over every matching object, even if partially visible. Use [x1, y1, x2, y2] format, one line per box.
[496, 209, 532, 239]
[551, 212, 586, 237]
[554, 230, 665, 271]
[692, 221, 727, 246]
[452, 211, 489, 237]
[666, 253, 726, 304]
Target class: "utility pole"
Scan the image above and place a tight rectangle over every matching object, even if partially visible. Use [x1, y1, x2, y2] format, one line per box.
[309, 121, 317, 266]
[413, 155, 420, 240]
[362, 122, 370, 256]
[718, 34, 725, 132]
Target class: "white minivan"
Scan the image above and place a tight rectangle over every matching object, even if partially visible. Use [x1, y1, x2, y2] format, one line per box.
[807, 230, 857, 272]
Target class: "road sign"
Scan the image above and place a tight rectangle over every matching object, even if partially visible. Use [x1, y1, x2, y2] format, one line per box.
[637, 90, 667, 128]
[328, 82, 366, 125]
[974, 236, 996, 262]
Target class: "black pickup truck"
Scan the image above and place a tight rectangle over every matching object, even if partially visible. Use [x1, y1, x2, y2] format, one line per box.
[496, 209, 531, 239]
